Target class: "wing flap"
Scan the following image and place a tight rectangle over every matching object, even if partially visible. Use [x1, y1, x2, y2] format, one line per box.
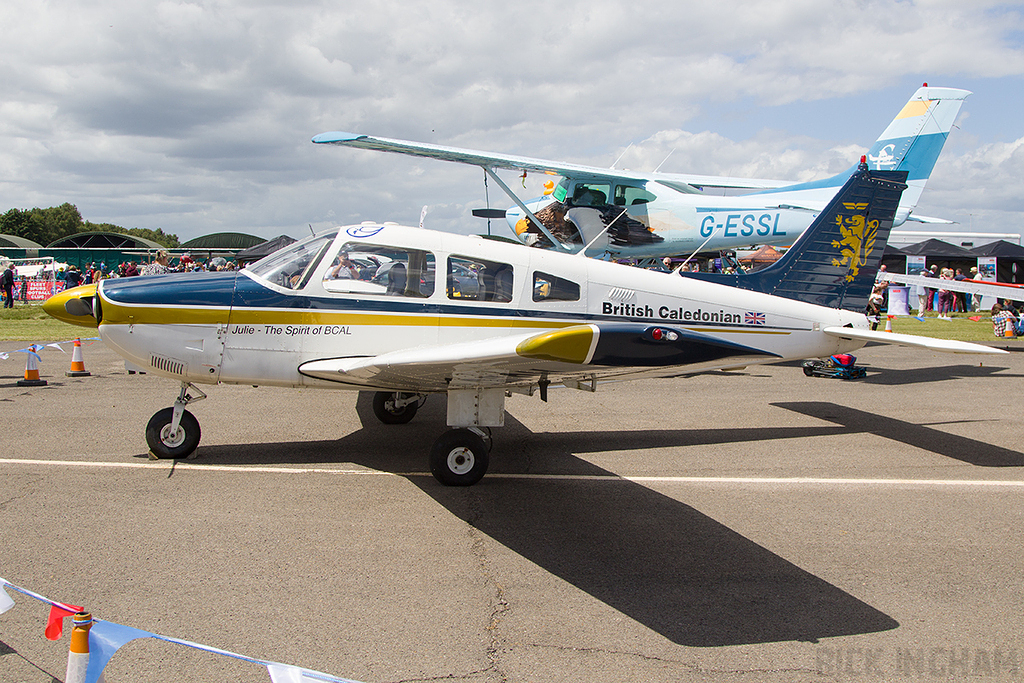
[823, 326, 1008, 355]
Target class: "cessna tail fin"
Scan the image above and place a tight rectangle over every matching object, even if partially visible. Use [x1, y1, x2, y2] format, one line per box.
[758, 86, 968, 224]
[684, 163, 908, 312]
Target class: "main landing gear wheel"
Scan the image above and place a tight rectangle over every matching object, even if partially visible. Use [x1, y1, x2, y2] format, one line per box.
[430, 428, 490, 486]
[146, 407, 201, 459]
[372, 391, 422, 424]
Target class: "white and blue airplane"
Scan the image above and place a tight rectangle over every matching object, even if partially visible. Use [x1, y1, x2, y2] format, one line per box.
[44, 162, 1002, 486]
[314, 85, 969, 259]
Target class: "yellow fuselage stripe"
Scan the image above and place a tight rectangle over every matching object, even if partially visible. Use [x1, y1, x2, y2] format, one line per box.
[98, 301, 791, 335]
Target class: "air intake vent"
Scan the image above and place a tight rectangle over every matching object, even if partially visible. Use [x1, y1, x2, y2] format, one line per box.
[150, 355, 186, 376]
[607, 287, 636, 302]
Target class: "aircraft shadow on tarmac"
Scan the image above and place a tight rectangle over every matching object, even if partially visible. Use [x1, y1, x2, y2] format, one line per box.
[771, 358, 1021, 386]
[195, 393, 904, 647]
[857, 363, 1021, 386]
[773, 401, 1024, 467]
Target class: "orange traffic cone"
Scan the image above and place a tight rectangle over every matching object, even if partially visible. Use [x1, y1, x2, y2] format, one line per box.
[884, 315, 894, 333]
[17, 348, 47, 387]
[66, 338, 91, 377]
[65, 612, 101, 683]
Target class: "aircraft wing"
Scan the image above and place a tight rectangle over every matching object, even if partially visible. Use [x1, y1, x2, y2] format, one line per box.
[312, 132, 788, 193]
[878, 272, 1024, 300]
[822, 326, 1007, 355]
[298, 323, 778, 392]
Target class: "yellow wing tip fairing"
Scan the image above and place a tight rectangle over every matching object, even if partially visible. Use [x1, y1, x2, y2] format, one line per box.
[516, 325, 597, 364]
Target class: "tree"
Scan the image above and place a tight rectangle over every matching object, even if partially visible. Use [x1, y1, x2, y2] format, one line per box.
[0, 208, 41, 243]
[29, 203, 83, 245]
[1, 204, 179, 247]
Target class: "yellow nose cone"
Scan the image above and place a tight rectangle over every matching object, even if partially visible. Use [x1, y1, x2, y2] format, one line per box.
[42, 284, 100, 328]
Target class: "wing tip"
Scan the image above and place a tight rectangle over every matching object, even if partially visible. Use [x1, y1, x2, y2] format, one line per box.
[312, 131, 364, 144]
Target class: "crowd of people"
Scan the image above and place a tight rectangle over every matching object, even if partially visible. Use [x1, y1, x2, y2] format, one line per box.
[0, 251, 239, 306]
[59, 251, 238, 285]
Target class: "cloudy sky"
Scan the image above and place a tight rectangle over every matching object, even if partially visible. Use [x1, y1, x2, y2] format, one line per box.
[2, 0, 1023, 244]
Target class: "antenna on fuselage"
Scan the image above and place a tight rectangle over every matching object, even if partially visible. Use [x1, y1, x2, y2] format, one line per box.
[308, 224, 315, 237]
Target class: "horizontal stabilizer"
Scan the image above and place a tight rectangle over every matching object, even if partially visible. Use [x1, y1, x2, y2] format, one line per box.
[878, 272, 1024, 300]
[899, 214, 956, 225]
[822, 326, 1007, 355]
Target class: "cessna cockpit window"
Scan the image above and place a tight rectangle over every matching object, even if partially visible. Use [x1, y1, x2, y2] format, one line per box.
[569, 183, 611, 207]
[248, 232, 338, 290]
[322, 242, 435, 297]
[447, 256, 513, 302]
[533, 271, 580, 302]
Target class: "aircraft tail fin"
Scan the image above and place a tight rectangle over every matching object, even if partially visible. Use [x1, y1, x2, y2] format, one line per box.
[863, 85, 969, 221]
[760, 86, 968, 223]
[684, 163, 908, 312]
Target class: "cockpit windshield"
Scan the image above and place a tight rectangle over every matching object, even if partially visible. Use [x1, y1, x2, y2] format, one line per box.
[246, 231, 338, 290]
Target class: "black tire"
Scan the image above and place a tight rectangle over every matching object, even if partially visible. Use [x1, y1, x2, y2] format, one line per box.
[146, 407, 201, 459]
[803, 363, 815, 377]
[372, 391, 420, 425]
[429, 428, 489, 486]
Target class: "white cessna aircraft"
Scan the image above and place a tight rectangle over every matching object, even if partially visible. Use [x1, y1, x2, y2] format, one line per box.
[313, 85, 970, 259]
[44, 163, 1002, 486]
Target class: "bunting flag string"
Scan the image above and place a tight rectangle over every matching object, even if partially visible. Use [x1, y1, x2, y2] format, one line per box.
[0, 577, 366, 683]
[2, 338, 101, 364]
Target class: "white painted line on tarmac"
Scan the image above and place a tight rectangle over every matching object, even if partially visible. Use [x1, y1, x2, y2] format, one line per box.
[4, 458, 1024, 487]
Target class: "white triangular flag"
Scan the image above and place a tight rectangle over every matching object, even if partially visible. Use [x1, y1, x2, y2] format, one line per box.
[0, 585, 15, 614]
[267, 663, 305, 683]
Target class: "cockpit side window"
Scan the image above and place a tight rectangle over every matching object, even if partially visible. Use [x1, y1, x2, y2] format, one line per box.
[533, 271, 580, 302]
[569, 183, 611, 207]
[247, 232, 338, 290]
[322, 242, 435, 297]
[447, 256, 514, 302]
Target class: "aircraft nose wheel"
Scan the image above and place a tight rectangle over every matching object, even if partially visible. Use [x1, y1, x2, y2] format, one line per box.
[430, 428, 490, 486]
[146, 407, 201, 459]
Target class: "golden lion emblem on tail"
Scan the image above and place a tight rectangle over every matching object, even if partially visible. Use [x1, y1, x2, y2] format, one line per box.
[831, 210, 878, 282]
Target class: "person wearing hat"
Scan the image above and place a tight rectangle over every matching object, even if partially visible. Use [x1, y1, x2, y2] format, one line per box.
[969, 266, 982, 311]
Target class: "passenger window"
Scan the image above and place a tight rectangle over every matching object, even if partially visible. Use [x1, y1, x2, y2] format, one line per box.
[614, 185, 658, 206]
[533, 271, 580, 302]
[448, 256, 514, 302]
[323, 242, 435, 297]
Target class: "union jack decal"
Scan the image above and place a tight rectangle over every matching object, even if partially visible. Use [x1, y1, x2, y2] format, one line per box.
[745, 311, 765, 325]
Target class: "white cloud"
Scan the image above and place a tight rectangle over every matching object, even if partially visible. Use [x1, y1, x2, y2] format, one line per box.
[0, 0, 1022, 240]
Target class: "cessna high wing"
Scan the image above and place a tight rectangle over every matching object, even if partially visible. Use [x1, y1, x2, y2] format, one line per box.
[313, 85, 969, 259]
[44, 163, 1003, 486]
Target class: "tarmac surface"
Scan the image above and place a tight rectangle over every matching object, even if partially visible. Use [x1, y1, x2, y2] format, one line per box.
[1, 338, 1023, 682]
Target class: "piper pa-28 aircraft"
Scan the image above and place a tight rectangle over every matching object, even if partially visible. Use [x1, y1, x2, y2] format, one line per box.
[44, 162, 1003, 486]
[313, 85, 969, 260]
